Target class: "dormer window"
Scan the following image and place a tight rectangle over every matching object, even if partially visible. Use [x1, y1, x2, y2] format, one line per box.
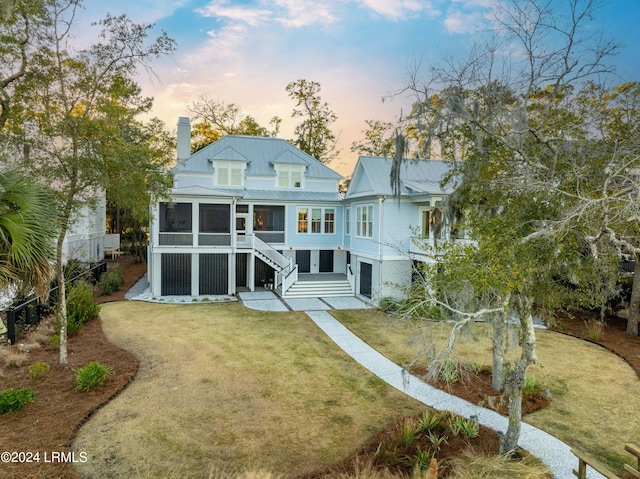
[276, 164, 304, 188]
[214, 161, 245, 187]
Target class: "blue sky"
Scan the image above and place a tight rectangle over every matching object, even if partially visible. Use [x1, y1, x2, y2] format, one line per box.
[76, 0, 640, 174]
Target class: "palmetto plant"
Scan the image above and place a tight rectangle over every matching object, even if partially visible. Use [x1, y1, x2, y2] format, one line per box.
[0, 169, 57, 297]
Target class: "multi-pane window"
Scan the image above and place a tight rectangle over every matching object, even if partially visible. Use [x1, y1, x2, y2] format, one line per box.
[311, 208, 322, 233]
[297, 208, 308, 233]
[356, 204, 374, 238]
[215, 161, 244, 187]
[324, 209, 335, 234]
[297, 207, 335, 234]
[345, 207, 350, 235]
[277, 164, 303, 188]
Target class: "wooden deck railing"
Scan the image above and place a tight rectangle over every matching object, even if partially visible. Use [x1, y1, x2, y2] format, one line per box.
[624, 444, 640, 479]
[572, 444, 640, 479]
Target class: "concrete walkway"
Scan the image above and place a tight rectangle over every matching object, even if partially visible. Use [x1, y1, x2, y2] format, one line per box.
[125, 283, 602, 479]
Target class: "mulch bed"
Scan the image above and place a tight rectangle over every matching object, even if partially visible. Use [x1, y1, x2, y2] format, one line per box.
[409, 366, 550, 417]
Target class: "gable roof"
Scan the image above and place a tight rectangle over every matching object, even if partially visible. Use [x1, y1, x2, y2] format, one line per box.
[346, 156, 454, 199]
[173, 135, 342, 180]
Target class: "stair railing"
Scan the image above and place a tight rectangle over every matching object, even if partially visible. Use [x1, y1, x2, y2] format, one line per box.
[250, 234, 290, 270]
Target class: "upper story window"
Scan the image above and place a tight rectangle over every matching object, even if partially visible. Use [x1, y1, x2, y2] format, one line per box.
[356, 204, 373, 238]
[160, 202, 192, 232]
[214, 161, 244, 187]
[276, 164, 304, 188]
[345, 207, 350, 236]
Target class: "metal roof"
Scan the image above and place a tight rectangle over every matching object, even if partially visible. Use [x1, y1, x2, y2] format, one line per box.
[173, 135, 342, 180]
[219, 189, 343, 202]
[346, 156, 454, 198]
[170, 186, 241, 197]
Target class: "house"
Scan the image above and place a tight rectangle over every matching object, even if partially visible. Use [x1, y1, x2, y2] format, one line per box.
[62, 194, 107, 264]
[147, 118, 350, 298]
[344, 156, 460, 302]
[147, 117, 459, 303]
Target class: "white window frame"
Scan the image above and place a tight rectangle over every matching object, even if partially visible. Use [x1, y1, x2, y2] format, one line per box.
[276, 164, 304, 189]
[356, 204, 374, 238]
[214, 161, 245, 187]
[297, 206, 336, 235]
[345, 207, 350, 236]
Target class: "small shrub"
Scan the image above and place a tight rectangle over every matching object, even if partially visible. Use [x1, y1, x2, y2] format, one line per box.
[448, 449, 550, 479]
[523, 376, 545, 400]
[62, 280, 101, 335]
[0, 388, 36, 414]
[438, 359, 459, 384]
[74, 361, 113, 392]
[398, 417, 419, 448]
[584, 319, 604, 341]
[3, 349, 28, 368]
[49, 334, 60, 346]
[98, 265, 124, 295]
[29, 361, 50, 380]
[448, 415, 479, 439]
[418, 409, 442, 433]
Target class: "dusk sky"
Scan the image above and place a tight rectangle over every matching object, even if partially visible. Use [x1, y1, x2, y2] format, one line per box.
[75, 0, 640, 175]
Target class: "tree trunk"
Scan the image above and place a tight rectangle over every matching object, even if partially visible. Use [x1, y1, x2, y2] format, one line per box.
[57, 183, 76, 365]
[500, 296, 537, 454]
[627, 253, 640, 336]
[491, 312, 505, 391]
[56, 229, 68, 365]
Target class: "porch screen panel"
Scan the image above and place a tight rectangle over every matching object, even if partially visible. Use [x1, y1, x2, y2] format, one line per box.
[161, 253, 191, 295]
[199, 254, 228, 295]
[254, 205, 285, 243]
[359, 262, 372, 298]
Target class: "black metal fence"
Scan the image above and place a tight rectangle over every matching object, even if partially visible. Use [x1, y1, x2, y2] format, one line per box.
[2, 261, 107, 345]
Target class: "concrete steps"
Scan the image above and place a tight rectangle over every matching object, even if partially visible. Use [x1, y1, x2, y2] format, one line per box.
[281, 279, 353, 298]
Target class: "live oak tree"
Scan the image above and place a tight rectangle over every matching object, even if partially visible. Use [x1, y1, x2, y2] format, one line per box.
[188, 95, 281, 153]
[286, 79, 339, 164]
[11, 0, 175, 364]
[397, 0, 623, 453]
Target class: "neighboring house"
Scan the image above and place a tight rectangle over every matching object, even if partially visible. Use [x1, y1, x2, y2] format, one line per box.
[147, 117, 461, 303]
[62, 194, 107, 264]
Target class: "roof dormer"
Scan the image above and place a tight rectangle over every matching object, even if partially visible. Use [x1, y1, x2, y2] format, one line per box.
[209, 147, 249, 188]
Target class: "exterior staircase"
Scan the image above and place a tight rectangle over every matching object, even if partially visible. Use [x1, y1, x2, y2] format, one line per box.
[280, 276, 353, 298]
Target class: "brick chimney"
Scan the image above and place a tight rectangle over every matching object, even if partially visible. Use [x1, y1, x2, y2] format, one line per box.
[176, 117, 191, 161]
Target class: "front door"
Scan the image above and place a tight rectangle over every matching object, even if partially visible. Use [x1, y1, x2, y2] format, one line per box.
[236, 213, 249, 246]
